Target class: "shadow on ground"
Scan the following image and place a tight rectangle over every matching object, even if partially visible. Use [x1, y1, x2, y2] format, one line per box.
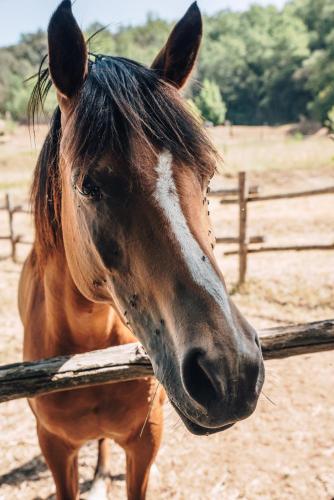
[0, 453, 125, 499]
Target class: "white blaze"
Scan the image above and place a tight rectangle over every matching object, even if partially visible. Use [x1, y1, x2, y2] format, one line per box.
[154, 150, 232, 320]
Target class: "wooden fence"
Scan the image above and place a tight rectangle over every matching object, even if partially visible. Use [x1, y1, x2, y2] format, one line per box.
[210, 173, 334, 285]
[0, 318, 333, 403]
[0, 194, 31, 262]
[1, 176, 334, 283]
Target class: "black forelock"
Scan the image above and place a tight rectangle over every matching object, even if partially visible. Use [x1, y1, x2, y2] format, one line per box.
[68, 55, 217, 175]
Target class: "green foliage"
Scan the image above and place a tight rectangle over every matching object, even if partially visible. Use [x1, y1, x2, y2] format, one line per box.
[288, 0, 334, 122]
[0, 1, 334, 125]
[195, 80, 226, 125]
[325, 106, 334, 131]
[197, 6, 311, 124]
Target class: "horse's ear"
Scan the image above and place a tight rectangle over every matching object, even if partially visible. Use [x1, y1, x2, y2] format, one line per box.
[48, 0, 87, 99]
[151, 2, 202, 89]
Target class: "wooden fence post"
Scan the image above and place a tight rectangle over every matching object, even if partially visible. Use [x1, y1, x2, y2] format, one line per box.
[238, 172, 248, 285]
[5, 194, 17, 262]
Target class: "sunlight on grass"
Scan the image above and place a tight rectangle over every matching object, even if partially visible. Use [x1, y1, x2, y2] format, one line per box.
[209, 126, 334, 174]
[0, 149, 38, 195]
[221, 137, 334, 173]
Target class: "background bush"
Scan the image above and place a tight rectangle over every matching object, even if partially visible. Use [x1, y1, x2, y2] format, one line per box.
[195, 79, 227, 125]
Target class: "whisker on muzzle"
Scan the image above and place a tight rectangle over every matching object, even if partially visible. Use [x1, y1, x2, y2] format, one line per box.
[261, 391, 277, 406]
[139, 381, 161, 438]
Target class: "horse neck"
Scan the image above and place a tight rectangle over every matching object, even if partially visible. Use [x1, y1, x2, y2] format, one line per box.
[42, 250, 135, 355]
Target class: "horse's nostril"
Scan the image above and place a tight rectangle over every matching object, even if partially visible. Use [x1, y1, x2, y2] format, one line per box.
[182, 349, 218, 409]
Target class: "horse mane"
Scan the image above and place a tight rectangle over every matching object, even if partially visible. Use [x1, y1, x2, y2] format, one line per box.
[29, 53, 218, 263]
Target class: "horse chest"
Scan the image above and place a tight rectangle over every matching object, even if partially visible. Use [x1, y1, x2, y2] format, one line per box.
[33, 378, 156, 444]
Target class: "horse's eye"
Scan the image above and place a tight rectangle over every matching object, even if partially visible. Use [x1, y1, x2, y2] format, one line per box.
[77, 176, 102, 201]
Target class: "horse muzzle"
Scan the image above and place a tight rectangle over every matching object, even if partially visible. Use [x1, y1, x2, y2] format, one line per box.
[170, 341, 265, 434]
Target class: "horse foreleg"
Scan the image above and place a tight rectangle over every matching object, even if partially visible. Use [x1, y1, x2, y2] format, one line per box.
[37, 423, 80, 500]
[87, 438, 112, 500]
[123, 411, 163, 500]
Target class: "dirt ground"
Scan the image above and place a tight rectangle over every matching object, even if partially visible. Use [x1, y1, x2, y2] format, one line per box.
[0, 124, 333, 499]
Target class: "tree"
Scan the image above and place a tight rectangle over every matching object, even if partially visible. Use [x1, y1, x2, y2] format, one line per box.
[325, 105, 334, 131]
[289, 0, 334, 121]
[195, 80, 226, 125]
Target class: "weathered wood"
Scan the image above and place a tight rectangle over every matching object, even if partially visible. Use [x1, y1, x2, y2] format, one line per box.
[219, 198, 246, 205]
[16, 239, 33, 246]
[248, 185, 334, 203]
[0, 195, 31, 261]
[224, 243, 334, 256]
[216, 237, 240, 244]
[216, 235, 265, 245]
[209, 185, 259, 198]
[248, 235, 266, 244]
[260, 319, 334, 359]
[5, 194, 16, 262]
[0, 198, 30, 214]
[219, 185, 334, 205]
[238, 172, 248, 284]
[12, 204, 31, 215]
[1, 319, 332, 403]
[0, 343, 152, 403]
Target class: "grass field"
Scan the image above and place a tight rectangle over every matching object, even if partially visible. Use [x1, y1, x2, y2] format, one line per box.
[212, 124, 334, 173]
[0, 123, 333, 499]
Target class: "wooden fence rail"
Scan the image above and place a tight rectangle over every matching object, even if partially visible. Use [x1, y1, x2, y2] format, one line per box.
[224, 242, 334, 256]
[0, 319, 333, 403]
[210, 174, 334, 284]
[218, 185, 334, 205]
[0, 194, 31, 262]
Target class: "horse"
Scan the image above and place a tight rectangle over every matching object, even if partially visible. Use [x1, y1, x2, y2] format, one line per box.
[18, 1, 264, 498]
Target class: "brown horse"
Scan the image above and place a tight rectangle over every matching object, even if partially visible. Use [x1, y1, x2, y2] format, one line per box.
[19, 1, 264, 498]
